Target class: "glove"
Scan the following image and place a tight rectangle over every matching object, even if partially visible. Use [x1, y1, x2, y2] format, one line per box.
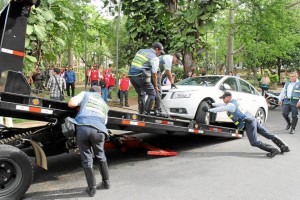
[202, 106, 209, 112]
[171, 83, 177, 89]
[207, 100, 212, 106]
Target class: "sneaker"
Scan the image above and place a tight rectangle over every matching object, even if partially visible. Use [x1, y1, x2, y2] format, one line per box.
[119, 105, 123, 108]
[125, 104, 130, 107]
[290, 128, 295, 134]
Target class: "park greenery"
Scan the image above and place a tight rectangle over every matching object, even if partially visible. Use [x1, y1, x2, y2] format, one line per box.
[24, 0, 300, 82]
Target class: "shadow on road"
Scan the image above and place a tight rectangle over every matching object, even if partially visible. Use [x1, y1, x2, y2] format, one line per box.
[24, 187, 89, 200]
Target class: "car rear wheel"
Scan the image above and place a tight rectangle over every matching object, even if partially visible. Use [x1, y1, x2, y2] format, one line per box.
[255, 108, 266, 125]
[195, 101, 210, 125]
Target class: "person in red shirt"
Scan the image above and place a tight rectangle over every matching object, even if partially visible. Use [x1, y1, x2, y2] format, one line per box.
[100, 69, 110, 102]
[90, 64, 99, 86]
[119, 73, 130, 107]
[107, 67, 115, 100]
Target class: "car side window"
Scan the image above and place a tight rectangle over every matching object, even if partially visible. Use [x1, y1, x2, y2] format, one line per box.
[222, 78, 238, 91]
[240, 80, 252, 94]
[249, 84, 259, 95]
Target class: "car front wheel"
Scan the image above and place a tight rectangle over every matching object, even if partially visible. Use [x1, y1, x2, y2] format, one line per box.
[255, 108, 266, 125]
[195, 101, 210, 125]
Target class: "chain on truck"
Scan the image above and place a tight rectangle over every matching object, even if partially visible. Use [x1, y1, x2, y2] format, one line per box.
[0, 1, 244, 199]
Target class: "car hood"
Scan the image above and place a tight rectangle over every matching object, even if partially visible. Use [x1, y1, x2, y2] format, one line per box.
[162, 85, 213, 92]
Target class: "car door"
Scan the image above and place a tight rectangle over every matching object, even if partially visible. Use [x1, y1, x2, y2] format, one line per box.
[217, 77, 241, 122]
[237, 79, 258, 115]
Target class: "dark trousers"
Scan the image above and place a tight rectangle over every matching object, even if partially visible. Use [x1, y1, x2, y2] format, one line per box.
[129, 75, 156, 113]
[282, 103, 299, 119]
[245, 117, 275, 147]
[66, 82, 75, 97]
[35, 80, 43, 94]
[120, 90, 128, 106]
[76, 125, 106, 168]
[91, 80, 98, 86]
[151, 72, 162, 110]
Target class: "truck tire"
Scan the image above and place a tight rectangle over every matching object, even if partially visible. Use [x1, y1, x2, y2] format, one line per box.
[0, 145, 34, 200]
[195, 101, 210, 125]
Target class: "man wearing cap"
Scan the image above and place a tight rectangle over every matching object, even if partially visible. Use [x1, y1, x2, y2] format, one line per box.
[68, 86, 110, 197]
[152, 53, 182, 116]
[47, 68, 66, 100]
[202, 91, 290, 158]
[128, 42, 165, 114]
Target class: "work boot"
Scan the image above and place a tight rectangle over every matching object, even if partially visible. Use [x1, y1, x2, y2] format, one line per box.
[145, 98, 155, 115]
[283, 116, 291, 130]
[257, 143, 280, 158]
[83, 167, 96, 197]
[138, 99, 145, 114]
[271, 135, 290, 153]
[97, 161, 110, 189]
[290, 118, 298, 134]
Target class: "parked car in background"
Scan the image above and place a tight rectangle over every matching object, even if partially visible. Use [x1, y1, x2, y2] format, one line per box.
[161, 75, 268, 125]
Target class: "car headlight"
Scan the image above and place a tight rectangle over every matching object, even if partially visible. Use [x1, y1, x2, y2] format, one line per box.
[171, 92, 192, 99]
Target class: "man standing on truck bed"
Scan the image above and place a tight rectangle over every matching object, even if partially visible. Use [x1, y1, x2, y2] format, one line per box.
[128, 42, 165, 115]
[202, 91, 290, 158]
[68, 86, 110, 197]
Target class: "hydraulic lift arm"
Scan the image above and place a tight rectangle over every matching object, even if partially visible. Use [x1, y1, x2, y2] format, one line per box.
[0, 0, 40, 74]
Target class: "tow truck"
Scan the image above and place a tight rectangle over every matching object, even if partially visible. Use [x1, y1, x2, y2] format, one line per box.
[0, 1, 243, 199]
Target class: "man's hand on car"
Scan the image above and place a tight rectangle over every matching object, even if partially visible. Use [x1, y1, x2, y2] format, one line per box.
[206, 100, 212, 107]
[171, 83, 177, 89]
[202, 106, 209, 112]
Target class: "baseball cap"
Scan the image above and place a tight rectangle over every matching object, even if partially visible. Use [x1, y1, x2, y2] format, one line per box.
[174, 53, 183, 65]
[219, 91, 232, 99]
[152, 42, 165, 54]
[90, 85, 101, 93]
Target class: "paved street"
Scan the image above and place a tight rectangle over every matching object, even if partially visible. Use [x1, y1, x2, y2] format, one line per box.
[24, 108, 300, 200]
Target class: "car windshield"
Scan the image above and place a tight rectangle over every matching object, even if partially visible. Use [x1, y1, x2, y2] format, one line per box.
[176, 76, 222, 87]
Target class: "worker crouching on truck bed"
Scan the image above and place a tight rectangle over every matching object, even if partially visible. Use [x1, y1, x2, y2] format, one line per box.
[202, 91, 290, 158]
[68, 86, 110, 197]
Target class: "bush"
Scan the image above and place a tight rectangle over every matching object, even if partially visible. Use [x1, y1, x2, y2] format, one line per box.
[256, 74, 262, 81]
[269, 74, 279, 83]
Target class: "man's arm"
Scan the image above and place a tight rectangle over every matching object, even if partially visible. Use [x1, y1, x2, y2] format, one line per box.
[278, 83, 287, 106]
[68, 91, 85, 108]
[150, 57, 159, 91]
[208, 103, 236, 113]
[165, 69, 173, 84]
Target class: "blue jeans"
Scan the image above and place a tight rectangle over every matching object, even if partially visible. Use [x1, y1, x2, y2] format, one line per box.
[245, 117, 275, 147]
[120, 90, 128, 105]
[102, 88, 108, 103]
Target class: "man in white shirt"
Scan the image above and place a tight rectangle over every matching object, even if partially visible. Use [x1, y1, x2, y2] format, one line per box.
[278, 71, 300, 134]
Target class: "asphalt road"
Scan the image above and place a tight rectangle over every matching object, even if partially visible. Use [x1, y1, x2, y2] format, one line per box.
[24, 109, 300, 200]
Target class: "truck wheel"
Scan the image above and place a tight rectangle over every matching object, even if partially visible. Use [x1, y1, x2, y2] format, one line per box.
[195, 101, 210, 125]
[0, 145, 34, 200]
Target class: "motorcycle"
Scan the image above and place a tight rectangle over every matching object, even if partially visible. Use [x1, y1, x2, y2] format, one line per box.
[264, 91, 280, 110]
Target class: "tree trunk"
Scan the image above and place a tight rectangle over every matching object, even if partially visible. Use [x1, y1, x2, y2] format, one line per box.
[226, 8, 234, 75]
[68, 47, 74, 67]
[183, 53, 194, 77]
